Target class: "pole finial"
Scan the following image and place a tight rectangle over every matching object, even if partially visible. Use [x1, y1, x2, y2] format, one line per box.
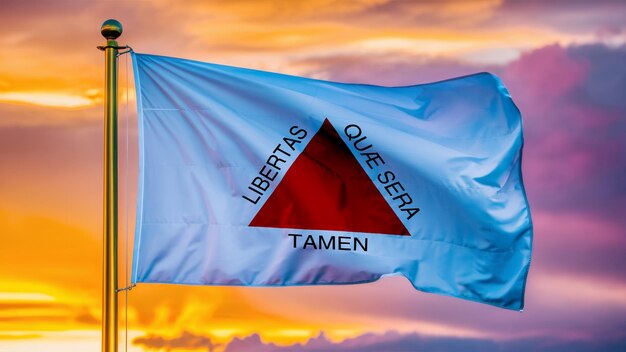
[101, 19, 123, 40]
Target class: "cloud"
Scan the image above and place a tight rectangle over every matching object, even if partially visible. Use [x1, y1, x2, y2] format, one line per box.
[529, 212, 626, 281]
[567, 44, 626, 110]
[502, 44, 626, 219]
[291, 53, 492, 85]
[496, 0, 626, 37]
[0, 210, 99, 288]
[0, 0, 612, 126]
[0, 92, 96, 109]
[505, 44, 589, 100]
[133, 331, 221, 352]
[223, 331, 498, 352]
[132, 330, 626, 352]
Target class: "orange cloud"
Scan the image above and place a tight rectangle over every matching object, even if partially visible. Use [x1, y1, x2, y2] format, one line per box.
[0, 92, 96, 109]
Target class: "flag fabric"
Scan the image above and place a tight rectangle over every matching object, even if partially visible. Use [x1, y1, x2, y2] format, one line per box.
[131, 52, 533, 310]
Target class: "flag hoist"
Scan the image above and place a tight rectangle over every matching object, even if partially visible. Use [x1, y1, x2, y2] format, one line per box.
[97, 19, 126, 352]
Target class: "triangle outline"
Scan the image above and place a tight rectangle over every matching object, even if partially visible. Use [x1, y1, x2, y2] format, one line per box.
[249, 118, 410, 236]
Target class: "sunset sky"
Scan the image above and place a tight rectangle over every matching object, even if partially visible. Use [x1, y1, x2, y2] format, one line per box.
[1, 0, 626, 351]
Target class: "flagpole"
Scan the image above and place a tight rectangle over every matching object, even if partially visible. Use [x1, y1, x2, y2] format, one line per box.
[98, 19, 123, 352]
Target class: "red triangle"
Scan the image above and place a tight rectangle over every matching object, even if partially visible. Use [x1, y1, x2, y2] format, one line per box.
[249, 119, 410, 236]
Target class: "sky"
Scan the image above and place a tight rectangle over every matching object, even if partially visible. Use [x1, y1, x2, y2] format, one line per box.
[1, 0, 626, 351]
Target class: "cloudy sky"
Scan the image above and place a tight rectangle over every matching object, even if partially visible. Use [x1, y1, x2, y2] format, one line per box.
[1, 0, 625, 351]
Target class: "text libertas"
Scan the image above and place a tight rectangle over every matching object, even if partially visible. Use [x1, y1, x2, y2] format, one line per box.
[242, 125, 308, 204]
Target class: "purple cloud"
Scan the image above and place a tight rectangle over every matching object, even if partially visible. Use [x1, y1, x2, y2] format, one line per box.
[495, 1, 626, 34]
[503, 44, 626, 219]
[224, 332, 497, 352]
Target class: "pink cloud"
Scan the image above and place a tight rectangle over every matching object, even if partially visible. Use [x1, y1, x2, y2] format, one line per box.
[504, 44, 589, 102]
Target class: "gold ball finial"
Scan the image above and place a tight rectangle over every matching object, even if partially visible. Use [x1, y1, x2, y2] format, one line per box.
[101, 19, 123, 40]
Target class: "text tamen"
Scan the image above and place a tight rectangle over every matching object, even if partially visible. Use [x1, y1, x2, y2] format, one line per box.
[288, 233, 368, 252]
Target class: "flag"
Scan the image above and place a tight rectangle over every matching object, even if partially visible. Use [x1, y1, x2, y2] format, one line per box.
[131, 52, 533, 310]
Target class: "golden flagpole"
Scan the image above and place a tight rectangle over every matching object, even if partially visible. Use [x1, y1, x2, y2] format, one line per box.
[98, 19, 124, 352]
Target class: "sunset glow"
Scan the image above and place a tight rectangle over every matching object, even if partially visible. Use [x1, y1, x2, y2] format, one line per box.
[1, 0, 626, 351]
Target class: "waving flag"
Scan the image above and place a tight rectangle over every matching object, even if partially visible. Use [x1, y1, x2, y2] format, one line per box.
[131, 53, 533, 310]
